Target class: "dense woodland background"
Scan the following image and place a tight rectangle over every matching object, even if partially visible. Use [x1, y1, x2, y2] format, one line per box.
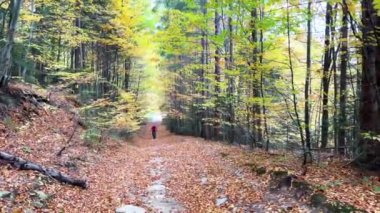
[158, 0, 380, 169]
[0, 0, 379, 169]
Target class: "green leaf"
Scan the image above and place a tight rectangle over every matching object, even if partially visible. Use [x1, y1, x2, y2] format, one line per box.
[374, 186, 380, 194]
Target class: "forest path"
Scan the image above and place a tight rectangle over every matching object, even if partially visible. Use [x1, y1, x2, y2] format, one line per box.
[48, 123, 307, 212]
[114, 124, 305, 212]
[128, 124, 185, 212]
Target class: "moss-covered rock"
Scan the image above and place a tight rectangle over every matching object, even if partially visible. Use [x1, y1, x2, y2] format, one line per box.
[269, 170, 289, 191]
[293, 180, 313, 199]
[271, 170, 288, 178]
[310, 193, 327, 207]
[244, 162, 257, 170]
[256, 167, 266, 175]
[325, 201, 366, 213]
[310, 194, 366, 213]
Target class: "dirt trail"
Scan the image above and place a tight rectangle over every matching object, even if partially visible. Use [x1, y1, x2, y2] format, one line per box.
[133, 124, 185, 212]
[1, 122, 308, 212]
[111, 124, 309, 212]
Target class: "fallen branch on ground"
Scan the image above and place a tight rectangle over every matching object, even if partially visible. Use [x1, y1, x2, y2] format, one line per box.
[57, 116, 79, 156]
[0, 151, 87, 188]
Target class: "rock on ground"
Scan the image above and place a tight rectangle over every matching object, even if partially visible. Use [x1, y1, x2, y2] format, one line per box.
[115, 205, 146, 213]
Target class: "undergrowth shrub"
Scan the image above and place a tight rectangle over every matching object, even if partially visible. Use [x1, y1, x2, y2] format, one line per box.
[3, 116, 18, 131]
[82, 127, 102, 147]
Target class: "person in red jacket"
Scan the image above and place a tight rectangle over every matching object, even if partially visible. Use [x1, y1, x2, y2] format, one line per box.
[151, 125, 157, 139]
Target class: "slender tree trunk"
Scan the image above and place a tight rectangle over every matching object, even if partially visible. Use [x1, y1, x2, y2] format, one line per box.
[226, 5, 235, 144]
[74, 36, 82, 69]
[338, 0, 349, 155]
[200, 0, 211, 140]
[214, 2, 222, 140]
[251, 7, 262, 145]
[0, 10, 7, 38]
[21, 0, 35, 79]
[286, 0, 306, 154]
[258, 5, 269, 151]
[124, 57, 131, 91]
[304, 0, 312, 151]
[57, 34, 62, 62]
[331, 3, 339, 153]
[321, 2, 332, 148]
[0, 0, 23, 87]
[74, 0, 83, 70]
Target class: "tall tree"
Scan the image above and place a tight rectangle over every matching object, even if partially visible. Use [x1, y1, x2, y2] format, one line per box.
[286, 0, 305, 151]
[338, 0, 349, 155]
[214, 0, 222, 139]
[358, 0, 380, 166]
[321, 2, 333, 148]
[305, 0, 312, 151]
[200, 0, 211, 140]
[251, 3, 262, 146]
[0, 0, 23, 87]
[226, 3, 235, 144]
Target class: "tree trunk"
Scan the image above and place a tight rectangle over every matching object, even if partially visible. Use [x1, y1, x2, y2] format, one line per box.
[74, 35, 82, 70]
[286, 0, 306, 159]
[0, 151, 87, 188]
[21, 0, 35, 79]
[251, 7, 262, 145]
[332, 3, 339, 153]
[74, 0, 83, 70]
[304, 0, 312, 151]
[321, 2, 332, 148]
[259, 6, 269, 151]
[124, 57, 131, 91]
[226, 5, 235, 144]
[214, 3, 222, 140]
[200, 0, 210, 140]
[0, 0, 23, 87]
[338, 0, 349, 155]
[358, 0, 380, 167]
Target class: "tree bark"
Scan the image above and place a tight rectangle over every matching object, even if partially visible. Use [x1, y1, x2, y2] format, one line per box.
[358, 0, 380, 166]
[0, 151, 87, 188]
[0, 0, 23, 87]
[338, 0, 349, 155]
[259, 6, 269, 151]
[124, 57, 131, 91]
[304, 0, 312, 151]
[226, 4, 235, 144]
[321, 2, 332, 148]
[74, 17, 83, 70]
[251, 7, 262, 145]
[214, 2, 222, 140]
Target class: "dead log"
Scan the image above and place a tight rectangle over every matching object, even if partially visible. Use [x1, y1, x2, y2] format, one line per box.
[0, 151, 87, 189]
